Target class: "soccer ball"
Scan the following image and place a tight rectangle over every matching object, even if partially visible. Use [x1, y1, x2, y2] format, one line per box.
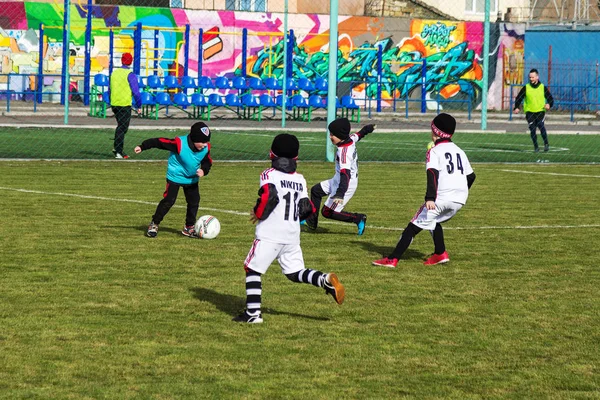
[194, 215, 221, 239]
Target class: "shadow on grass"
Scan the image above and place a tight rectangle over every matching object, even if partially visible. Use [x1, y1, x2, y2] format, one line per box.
[189, 287, 330, 321]
[350, 240, 427, 261]
[130, 225, 184, 235]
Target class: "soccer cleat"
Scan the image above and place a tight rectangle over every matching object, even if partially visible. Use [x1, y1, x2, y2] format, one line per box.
[181, 225, 198, 238]
[304, 216, 317, 231]
[357, 214, 367, 236]
[534, 147, 539, 153]
[146, 222, 159, 238]
[423, 251, 450, 265]
[113, 151, 129, 159]
[232, 311, 263, 324]
[324, 273, 345, 305]
[372, 257, 398, 268]
[544, 144, 550, 152]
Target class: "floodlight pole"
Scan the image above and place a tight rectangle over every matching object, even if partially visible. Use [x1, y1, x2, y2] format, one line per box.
[481, 0, 490, 130]
[281, 0, 289, 128]
[326, 0, 339, 162]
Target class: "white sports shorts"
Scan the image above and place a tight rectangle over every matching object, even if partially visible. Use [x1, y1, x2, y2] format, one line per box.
[411, 200, 463, 231]
[321, 177, 358, 211]
[244, 239, 305, 275]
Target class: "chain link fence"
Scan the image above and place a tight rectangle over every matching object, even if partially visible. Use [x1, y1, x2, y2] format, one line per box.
[1, 0, 599, 162]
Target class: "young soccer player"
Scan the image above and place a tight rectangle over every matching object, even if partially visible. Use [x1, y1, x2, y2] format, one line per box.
[234, 133, 345, 324]
[303, 117, 375, 235]
[133, 122, 212, 238]
[372, 113, 476, 267]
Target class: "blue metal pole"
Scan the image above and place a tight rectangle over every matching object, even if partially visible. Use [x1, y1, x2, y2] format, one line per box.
[420, 58, 427, 113]
[83, 0, 92, 106]
[377, 44, 382, 113]
[281, 0, 288, 128]
[37, 23, 44, 104]
[241, 28, 247, 78]
[326, 0, 339, 161]
[481, 0, 491, 129]
[109, 29, 114, 77]
[198, 28, 203, 77]
[287, 29, 294, 80]
[60, 0, 69, 106]
[184, 24, 190, 76]
[133, 22, 142, 75]
[63, 0, 71, 124]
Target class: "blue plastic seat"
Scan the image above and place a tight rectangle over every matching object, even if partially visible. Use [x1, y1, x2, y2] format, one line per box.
[292, 95, 309, 108]
[225, 93, 242, 107]
[215, 76, 230, 90]
[309, 94, 326, 109]
[259, 94, 276, 107]
[275, 95, 293, 110]
[155, 92, 172, 106]
[191, 93, 208, 107]
[248, 77, 266, 90]
[197, 76, 215, 89]
[208, 93, 224, 106]
[146, 75, 162, 90]
[137, 76, 147, 91]
[241, 94, 260, 107]
[164, 75, 179, 90]
[173, 92, 190, 107]
[140, 92, 154, 105]
[264, 77, 282, 90]
[232, 76, 248, 91]
[284, 78, 298, 91]
[181, 76, 196, 90]
[298, 78, 315, 93]
[340, 95, 360, 122]
[94, 74, 109, 87]
[341, 95, 359, 109]
[314, 77, 328, 93]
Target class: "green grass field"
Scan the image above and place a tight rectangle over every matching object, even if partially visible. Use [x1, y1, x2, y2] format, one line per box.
[1, 159, 599, 399]
[1, 126, 600, 163]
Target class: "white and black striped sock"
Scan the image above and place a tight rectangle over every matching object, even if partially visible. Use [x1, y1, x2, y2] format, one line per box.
[296, 269, 326, 288]
[245, 270, 262, 315]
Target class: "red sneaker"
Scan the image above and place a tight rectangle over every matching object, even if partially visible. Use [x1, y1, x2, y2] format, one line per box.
[372, 257, 398, 268]
[423, 251, 449, 265]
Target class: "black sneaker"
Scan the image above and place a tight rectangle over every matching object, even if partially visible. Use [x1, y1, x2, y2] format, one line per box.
[233, 311, 263, 324]
[147, 222, 159, 238]
[324, 273, 345, 305]
[544, 144, 550, 152]
[357, 214, 367, 236]
[304, 215, 317, 231]
[182, 225, 198, 238]
[534, 147, 539, 153]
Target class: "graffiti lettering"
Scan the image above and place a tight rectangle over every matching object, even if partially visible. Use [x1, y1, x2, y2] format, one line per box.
[421, 22, 456, 50]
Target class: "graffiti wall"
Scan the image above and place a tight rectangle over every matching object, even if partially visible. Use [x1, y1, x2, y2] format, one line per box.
[0, 1, 525, 109]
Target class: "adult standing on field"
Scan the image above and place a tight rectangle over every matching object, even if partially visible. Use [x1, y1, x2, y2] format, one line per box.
[513, 68, 554, 153]
[109, 52, 141, 159]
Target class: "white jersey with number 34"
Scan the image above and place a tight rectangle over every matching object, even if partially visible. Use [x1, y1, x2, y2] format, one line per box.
[426, 141, 473, 205]
[255, 168, 309, 245]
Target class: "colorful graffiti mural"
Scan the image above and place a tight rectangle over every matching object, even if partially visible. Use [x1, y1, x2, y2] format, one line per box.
[0, 1, 525, 109]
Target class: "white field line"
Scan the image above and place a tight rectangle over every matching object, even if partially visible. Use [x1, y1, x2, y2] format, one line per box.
[498, 169, 600, 178]
[2, 186, 599, 231]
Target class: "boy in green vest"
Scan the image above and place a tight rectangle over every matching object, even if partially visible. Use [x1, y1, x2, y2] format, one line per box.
[513, 68, 554, 152]
[109, 52, 142, 159]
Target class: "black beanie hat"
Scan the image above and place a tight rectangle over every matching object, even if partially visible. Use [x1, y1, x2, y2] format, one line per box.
[431, 113, 456, 139]
[328, 117, 351, 140]
[270, 133, 299, 159]
[189, 122, 211, 143]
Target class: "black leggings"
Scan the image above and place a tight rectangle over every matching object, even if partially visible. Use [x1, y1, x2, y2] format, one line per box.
[525, 111, 549, 148]
[112, 106, 132, 154]
[152, 180, 200, 226]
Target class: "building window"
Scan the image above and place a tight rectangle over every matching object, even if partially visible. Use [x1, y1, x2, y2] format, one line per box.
[226, 0, 266, 12]
[465, 0, 497, 13]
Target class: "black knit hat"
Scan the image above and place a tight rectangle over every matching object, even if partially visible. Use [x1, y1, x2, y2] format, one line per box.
[189, 122, 211, 143]
[431, 113, 456, 139]
[270, 133, 299, 159]
[328, 117, 351, 140]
